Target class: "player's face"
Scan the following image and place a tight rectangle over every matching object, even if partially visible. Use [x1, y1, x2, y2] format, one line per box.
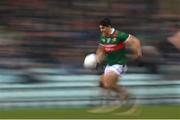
[99, 25, 110, 35]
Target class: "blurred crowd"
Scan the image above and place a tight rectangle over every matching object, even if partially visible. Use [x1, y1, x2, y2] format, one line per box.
[0, 0, 179, 81]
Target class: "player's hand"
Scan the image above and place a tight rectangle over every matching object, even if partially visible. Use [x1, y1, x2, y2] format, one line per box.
[96, 54, 106, 64]
[135, 50, 142, 60]
[126, 54, 140, 61]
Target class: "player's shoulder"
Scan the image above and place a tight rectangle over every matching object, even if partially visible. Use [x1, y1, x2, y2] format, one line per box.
[115, 30, 130, 42]
[116, 30, 128, 36]
[116, 30, 129, 37]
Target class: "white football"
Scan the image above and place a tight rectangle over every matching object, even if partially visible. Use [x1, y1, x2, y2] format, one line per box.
[83, 53, 97, 69]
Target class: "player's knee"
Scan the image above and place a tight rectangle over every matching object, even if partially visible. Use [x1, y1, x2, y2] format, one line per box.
[102, 82, 113, 89]
[99, 81, 108, 89]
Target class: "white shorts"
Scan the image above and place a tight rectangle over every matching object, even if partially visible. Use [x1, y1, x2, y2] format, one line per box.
[104, 64, 127, 76]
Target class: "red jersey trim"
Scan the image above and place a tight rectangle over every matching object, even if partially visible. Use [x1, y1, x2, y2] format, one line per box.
[100, 42, 125, 52]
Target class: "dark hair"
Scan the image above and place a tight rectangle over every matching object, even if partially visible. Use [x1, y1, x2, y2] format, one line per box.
[99, 17, 111, 27]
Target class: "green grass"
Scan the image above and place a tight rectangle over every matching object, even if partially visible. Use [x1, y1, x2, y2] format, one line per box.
[0, 105, 179, 119]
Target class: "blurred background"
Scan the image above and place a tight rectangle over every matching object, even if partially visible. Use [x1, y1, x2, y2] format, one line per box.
[0, 0, 180, 110]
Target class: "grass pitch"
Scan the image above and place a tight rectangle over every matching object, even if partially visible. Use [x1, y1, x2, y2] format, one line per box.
[0, 105, 179, 119]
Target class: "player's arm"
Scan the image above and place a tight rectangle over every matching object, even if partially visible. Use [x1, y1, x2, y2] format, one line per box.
[96, 45, 106, 64]
[124, 35, 142, 60]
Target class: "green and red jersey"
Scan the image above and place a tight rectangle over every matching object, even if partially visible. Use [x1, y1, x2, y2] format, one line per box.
[99, 29, 129, 65]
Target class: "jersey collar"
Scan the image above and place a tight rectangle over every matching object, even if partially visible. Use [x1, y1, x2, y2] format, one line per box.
[110, 28, 115, 34]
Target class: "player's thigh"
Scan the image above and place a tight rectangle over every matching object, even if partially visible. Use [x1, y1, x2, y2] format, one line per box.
[103, 71, 118, 88]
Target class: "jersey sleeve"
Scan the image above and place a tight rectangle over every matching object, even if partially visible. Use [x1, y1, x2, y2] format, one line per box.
[118, 31, 130, 42]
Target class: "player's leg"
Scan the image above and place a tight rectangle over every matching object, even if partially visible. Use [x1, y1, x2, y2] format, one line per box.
[103, 70, 138, 115]
[102, 70, 129, 102]
[99, 74, 110, 106]
[104, 65, 138, 114]
[97, 65, 129, 106]
[103, 64, 129, 101]
[88, 72, 120, 113]
[106, 66, 138, 114]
